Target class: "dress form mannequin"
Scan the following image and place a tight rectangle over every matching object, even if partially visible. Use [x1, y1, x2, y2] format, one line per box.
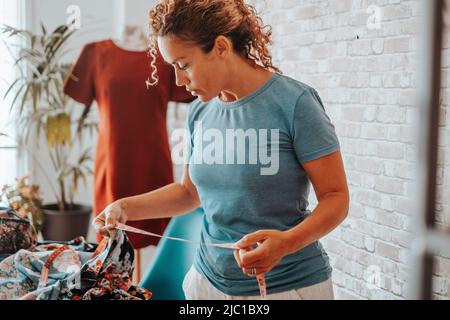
[112, 25, 148, 52]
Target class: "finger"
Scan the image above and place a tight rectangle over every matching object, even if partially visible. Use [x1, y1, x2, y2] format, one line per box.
[236, 231, 268, 249]
[242, 267, 255, 277]
[100, 226, 117, 238]
[105, 215, 117, 229]
[240, 257, 268, 269]
[94, 211, 106, 222]
[240, 246, 267, 267]
[93, 220, 105, 231]
[242, 266, 269, 277]
[92, 213, 105, 227]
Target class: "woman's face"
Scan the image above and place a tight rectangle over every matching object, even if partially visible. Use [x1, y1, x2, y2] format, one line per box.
[158, 35, 229, 102]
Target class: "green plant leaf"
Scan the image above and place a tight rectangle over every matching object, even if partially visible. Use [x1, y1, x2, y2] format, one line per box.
[3, 78, 21, 100]
[8, 82, 26, 113]
[40, 22, 47, 36]
[31, 35, 36, 49]
[18, 84, 31, 115]
[31, 83, 37, 112]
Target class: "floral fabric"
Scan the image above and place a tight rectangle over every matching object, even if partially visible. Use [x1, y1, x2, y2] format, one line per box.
[0, 207, 35, 262]
[0, 230, 152, 300]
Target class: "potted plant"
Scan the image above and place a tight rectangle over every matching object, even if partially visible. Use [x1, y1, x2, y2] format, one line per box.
[1, 175, 44, 239]
[1, 22, 97, 241]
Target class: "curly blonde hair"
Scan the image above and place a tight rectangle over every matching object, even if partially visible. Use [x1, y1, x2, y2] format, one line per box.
[146, 0, 281, 87]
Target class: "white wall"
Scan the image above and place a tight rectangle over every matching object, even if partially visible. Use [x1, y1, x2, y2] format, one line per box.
[248, 0, 450, 300]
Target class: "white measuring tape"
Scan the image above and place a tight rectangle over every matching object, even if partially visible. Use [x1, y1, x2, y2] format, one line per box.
[114, 222, 267, 299]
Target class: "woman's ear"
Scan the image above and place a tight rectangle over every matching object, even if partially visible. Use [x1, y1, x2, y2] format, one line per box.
[213, 35, 232, 59]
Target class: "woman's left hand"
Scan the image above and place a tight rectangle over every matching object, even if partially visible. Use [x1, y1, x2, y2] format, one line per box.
[234, 229, 293, 277]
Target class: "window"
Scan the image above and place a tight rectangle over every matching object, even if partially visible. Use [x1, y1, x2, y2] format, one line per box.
[0, 0, 25, 187]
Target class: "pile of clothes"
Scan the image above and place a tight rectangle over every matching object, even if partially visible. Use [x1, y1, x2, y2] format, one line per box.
[0, 207, 152, 300]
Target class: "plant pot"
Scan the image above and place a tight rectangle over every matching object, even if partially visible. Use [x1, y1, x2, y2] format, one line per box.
[41, 204, 92, 241]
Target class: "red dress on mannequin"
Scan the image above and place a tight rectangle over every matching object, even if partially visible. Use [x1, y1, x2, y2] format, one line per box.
[63, 39, 193, 249]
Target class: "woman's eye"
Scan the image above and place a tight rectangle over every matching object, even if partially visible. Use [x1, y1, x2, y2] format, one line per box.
[178, 63, 189, 70]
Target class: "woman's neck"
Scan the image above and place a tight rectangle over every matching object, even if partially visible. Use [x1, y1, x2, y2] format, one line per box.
[219, 59, 274, 102]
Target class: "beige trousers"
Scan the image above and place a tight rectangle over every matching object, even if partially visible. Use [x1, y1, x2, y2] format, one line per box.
[182, 265, 335, 300]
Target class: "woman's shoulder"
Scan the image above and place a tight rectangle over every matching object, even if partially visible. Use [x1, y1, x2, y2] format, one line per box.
[274, 73, 318, 100]
[266, 73, 322, 118]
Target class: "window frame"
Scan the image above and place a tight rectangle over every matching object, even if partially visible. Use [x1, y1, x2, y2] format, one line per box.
[0, 0, 28, 188]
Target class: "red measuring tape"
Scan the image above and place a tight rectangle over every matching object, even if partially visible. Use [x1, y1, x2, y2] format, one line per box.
[115, 222, 267, 299]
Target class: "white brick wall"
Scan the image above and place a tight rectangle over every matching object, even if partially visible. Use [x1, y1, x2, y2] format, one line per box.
[166, 0, 450, 300]
[246, 0, 450, 299]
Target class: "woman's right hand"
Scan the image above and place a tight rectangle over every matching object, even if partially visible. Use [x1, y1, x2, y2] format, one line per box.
[92, 200, 128, 238]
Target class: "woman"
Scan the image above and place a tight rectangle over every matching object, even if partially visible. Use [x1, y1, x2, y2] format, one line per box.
[94, 0, 349, 300]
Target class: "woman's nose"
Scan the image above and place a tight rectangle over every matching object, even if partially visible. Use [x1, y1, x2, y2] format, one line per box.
[174, 69, 189, 87]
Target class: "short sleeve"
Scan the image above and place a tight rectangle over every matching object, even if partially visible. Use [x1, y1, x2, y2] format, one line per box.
[169, 67, 196, 103]
[63, 43, 96, 106]
[293, 88, 340, 163]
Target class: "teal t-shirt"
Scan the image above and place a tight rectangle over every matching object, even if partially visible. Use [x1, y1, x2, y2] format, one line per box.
[185, 73, 340, 296]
